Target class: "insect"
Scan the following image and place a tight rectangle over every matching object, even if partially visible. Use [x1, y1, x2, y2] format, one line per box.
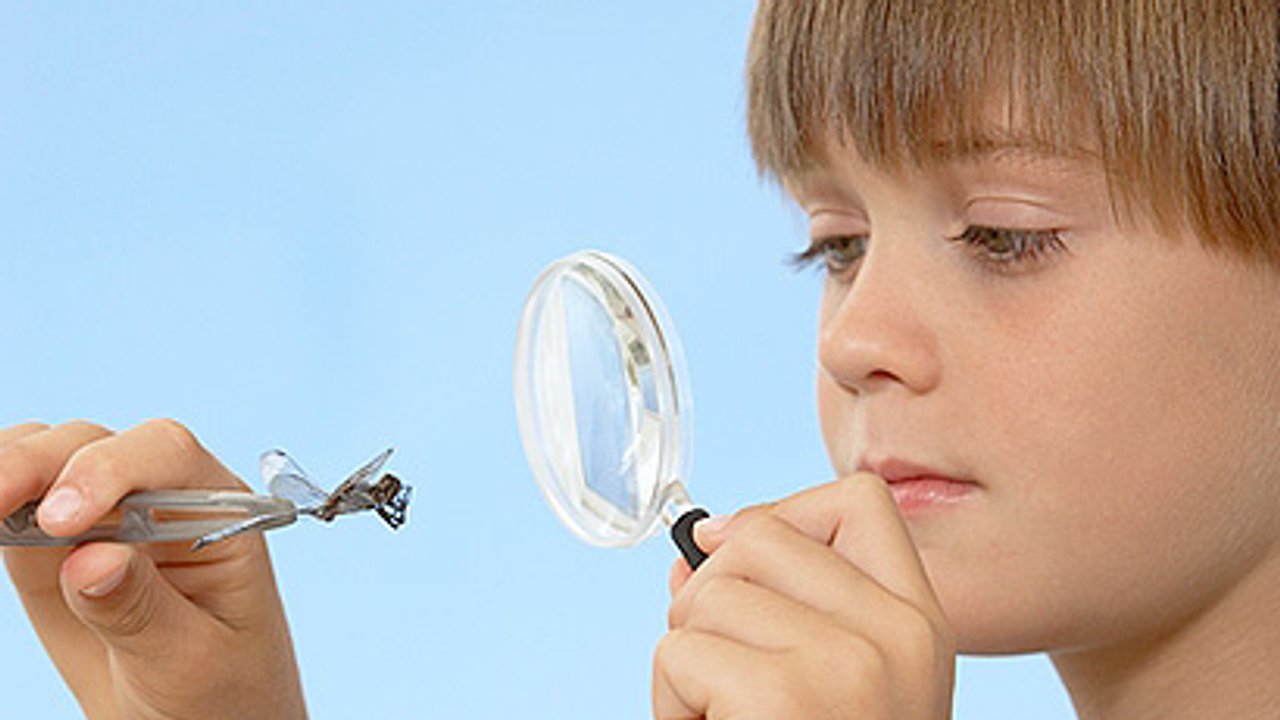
[192, 447, 411, 549]
[267, 447, 411, 528]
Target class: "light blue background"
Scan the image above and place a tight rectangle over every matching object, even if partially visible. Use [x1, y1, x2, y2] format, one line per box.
[0, 3, 1075, 718]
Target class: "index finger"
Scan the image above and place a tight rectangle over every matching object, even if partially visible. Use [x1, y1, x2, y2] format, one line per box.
[773, 473, 940, 614]
[695, 473, 940, 616]
[37, 419, 244, 537]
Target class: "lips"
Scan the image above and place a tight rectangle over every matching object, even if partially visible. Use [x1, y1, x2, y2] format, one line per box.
[859, 458, 979, 513]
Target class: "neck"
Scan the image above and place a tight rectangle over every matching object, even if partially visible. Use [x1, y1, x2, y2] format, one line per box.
[1051, 549, 1280, 720]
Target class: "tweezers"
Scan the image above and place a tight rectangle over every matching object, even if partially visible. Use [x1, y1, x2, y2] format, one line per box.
[0, 490, 298, 550]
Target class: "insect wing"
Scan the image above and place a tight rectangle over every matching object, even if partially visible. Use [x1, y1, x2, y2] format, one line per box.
[261, 450, 328, 510]
[341, 447, 394, 492]
[317, 447, 395, 516]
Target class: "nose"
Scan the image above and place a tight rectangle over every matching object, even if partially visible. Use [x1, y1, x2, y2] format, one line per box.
[817, 240, 942, 396]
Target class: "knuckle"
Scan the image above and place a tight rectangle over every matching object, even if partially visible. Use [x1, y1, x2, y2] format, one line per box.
[652, 628, 686, 670]
[665, 602, 681, 630]
[812, 628, 886, 684]
[143, 417, 204, 457]
[58, 419, 110, 438]
[665, 590, 689, 629]
[726, 512, 785, 557]
[4, 421, 50, 439]
[842, 636, 890, 694]
[729, 506, 777, 540]
[887, 603, 953, 672]
[897, 601, 933, 638]
[734, 503, 775, 528]
[798, 633, 899, 716]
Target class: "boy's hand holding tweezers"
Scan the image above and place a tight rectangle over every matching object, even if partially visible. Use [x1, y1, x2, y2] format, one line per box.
[0, 420, 315, 719]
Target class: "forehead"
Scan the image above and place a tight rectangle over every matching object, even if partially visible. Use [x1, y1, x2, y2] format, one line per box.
[780, 129, 1101, 200]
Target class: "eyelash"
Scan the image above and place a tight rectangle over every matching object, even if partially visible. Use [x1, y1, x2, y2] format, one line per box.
[790, 236, 866, 277]
[948, 226, 1068, 270]
[791, 226, 1068, 279]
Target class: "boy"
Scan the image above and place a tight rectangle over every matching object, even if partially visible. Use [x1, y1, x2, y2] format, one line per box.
[656, 1, 1280, 717]
[7, 1, 1280, 717]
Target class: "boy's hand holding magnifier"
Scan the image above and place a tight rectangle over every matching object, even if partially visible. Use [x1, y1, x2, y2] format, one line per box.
[659, 480, 954, 719]
[515, 251, 955, 719]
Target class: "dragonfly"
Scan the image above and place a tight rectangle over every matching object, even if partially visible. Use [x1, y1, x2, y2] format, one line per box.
[0, 448, 411, 551]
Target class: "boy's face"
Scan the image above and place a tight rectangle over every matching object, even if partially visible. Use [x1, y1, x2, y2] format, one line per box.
[793, 139, 1280, 654]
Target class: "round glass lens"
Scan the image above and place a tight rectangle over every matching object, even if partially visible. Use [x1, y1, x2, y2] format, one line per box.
[514, 251, 692, 547]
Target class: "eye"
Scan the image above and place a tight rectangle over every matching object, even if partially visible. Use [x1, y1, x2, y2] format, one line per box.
[949, 225, 1067, 269]
[791, 235, 868, 280]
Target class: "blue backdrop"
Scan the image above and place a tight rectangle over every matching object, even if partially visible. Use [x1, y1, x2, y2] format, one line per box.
[0, 3, 1074, 717]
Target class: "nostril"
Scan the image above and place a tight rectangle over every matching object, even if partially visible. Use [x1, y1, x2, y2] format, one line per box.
[866, 369, 901, 384]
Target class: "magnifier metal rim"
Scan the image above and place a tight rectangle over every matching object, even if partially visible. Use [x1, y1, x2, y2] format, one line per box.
[513, 249, 694, 547]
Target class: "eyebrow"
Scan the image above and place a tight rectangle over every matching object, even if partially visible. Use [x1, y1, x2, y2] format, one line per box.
[924, 130, 1099, 164]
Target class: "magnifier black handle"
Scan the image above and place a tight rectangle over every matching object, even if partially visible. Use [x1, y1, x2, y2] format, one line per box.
[671, 507, 710, 570]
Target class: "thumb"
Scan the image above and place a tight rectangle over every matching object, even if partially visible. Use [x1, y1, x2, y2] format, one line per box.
[60, 542, 204, 660]
[691, 512, 733, 550]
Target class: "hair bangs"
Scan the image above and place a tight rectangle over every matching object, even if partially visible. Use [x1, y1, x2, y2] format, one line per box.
[748, 1, 1086, 176]
[747, 0, 1280, 263]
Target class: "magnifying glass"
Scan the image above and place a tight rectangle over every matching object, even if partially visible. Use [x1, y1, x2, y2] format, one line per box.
[514, 250, 710, 569]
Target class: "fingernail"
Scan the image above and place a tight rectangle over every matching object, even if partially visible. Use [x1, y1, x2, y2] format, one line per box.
[696, 514, 730, 535]
[80, 561, 128, 598]
[39, 487, 83, 527]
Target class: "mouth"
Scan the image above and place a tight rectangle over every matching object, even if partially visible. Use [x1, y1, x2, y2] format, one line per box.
[859, 457, 980, 515]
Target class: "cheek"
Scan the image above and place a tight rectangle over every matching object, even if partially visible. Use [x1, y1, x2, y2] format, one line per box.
[944, 251, 1280, 649]
[987, 270, 1273, 514]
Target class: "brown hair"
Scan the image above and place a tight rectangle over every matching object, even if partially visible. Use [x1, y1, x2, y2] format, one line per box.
[747, 0, 1280, 263]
